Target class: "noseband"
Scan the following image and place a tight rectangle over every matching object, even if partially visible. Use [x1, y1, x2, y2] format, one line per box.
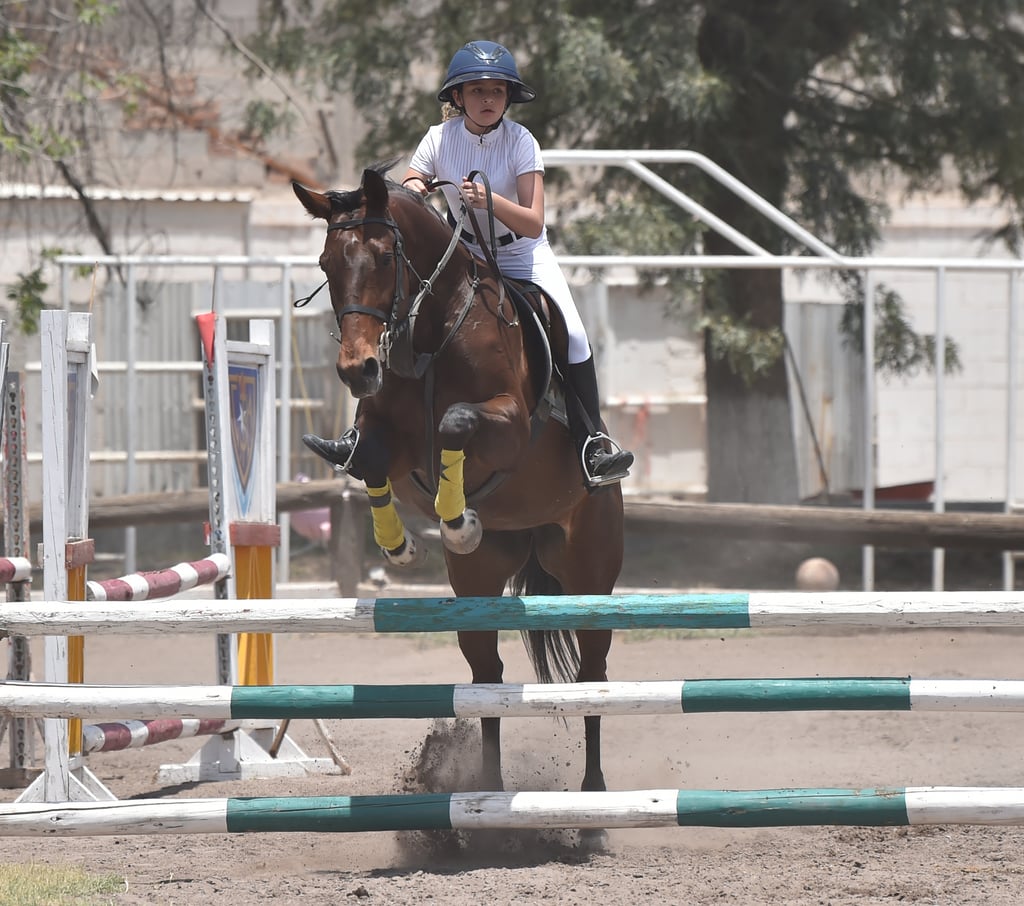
[314, 213, 476, 380]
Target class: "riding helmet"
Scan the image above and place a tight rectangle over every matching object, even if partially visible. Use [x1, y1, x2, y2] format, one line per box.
[437, 41, 536, 105]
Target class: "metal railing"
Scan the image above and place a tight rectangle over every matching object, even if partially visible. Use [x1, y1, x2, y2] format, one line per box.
[41, 150, 1021, 591]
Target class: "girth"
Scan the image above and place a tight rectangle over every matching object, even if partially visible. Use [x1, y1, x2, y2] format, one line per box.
[407, 277, 561, 505]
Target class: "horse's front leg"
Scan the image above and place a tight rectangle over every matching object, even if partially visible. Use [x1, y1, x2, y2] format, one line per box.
[366, 479, 421, 567]
[354, 422, 426, 567]
[434, 396, 525, 555]
[305, 416, 422, 567]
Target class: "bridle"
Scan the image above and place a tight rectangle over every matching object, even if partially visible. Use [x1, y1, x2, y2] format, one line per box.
[297, 207, 478, 380]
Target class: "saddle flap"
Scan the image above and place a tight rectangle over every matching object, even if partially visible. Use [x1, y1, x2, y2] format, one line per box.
[502, 278, 567, 430]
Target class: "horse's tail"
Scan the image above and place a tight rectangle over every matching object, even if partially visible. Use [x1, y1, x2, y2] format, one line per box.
[511, 547, 580, 685]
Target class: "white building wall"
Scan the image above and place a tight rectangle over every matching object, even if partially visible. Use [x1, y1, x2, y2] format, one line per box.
[870, 196, 1024, 506]
[574, 282, 707, 498]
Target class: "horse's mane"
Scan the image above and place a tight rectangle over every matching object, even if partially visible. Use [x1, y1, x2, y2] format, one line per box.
[324, 158, 433, 216]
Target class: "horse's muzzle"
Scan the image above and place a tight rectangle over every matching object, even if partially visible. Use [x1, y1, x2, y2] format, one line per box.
[339, 356, 383, 398]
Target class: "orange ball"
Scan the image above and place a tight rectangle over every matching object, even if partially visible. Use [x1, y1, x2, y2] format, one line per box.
[795, 557, 840, 591]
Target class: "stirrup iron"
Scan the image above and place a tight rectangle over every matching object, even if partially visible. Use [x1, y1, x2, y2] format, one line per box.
[581, 432, 632, 487]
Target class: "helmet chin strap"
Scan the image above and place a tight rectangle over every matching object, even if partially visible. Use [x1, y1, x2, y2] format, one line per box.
[465, 112, 503, 133]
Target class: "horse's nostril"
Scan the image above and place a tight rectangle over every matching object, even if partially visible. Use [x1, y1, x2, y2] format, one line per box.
[337, 357, 381, 388]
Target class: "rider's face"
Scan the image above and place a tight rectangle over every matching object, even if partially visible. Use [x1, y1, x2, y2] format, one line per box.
[455, 80, 509, 132]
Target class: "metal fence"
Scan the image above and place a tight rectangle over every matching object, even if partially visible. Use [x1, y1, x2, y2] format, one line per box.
[21, 151, 1024, 590]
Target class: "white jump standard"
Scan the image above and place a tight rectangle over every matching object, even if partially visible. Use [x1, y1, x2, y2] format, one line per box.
[16, 311, 339, 804]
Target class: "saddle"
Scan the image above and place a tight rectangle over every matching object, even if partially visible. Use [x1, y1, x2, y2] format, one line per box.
[405, 274, 568, 506]
[501, 276, 569, 433]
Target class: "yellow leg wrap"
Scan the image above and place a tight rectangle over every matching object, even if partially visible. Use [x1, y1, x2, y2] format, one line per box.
[434, 448, 467, 522]
[367, 481, 406, 551]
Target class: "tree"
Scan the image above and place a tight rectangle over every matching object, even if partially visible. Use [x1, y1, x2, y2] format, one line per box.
[7, 3, 1007, 501]
[247, 1, 1024, 504]
[0, 1, 324, 331]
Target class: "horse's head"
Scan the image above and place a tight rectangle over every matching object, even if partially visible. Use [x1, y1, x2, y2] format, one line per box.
[294, 165, 410, 398]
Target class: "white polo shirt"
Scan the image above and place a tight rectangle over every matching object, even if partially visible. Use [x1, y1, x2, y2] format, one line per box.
[408, 117, 545, 251]
[408, 116, 590, 363]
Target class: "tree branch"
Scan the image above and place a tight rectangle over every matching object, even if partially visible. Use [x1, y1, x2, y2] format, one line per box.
[53, 158, 125, 286]
[192, 0, 317, 134]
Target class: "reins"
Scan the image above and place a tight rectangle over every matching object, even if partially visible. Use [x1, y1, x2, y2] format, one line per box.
[429, 172, 518, 328]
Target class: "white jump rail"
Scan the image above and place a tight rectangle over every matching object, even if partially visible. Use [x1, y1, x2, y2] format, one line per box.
[5, 591, 1024, 637]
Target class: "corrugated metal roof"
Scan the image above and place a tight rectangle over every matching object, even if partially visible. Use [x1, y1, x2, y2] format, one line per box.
[0, 184, 254, 203]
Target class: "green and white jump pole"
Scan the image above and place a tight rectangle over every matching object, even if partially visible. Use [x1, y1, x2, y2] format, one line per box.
[5, 590, 1024, 637]
[5, 677, 1024, 720]
[4, 787, 1024, 836]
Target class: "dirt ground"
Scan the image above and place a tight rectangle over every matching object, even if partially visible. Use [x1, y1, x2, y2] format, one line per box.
[4, 572, 1024, 905]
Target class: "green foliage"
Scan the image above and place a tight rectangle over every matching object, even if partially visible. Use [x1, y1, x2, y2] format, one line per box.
[1, 4, 107, 166]
[242, 99, 294, 144]
[74, 0, 119, 28]
[6, 266, 47, 336]
[5, 248, 82, 336]
[840, 283, 962, 378]
[699, 308, 787, 387]
[243, 0, 1024, 386]
[0, 26, 39, 84]
[561, 191, 704, 297]
[561, 191, 705, 316]
[562, 194, 702, 259]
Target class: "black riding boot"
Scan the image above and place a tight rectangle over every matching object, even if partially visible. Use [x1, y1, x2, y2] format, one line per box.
[566, 356, 633, 487]
[302, 427, 359, 472]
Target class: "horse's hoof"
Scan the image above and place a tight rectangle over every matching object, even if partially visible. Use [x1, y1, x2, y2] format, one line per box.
[381, 533, 424, 567]
[440, 509, 482, 554]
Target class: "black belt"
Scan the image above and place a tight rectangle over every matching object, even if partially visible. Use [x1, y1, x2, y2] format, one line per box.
[447, 211, 520, 247]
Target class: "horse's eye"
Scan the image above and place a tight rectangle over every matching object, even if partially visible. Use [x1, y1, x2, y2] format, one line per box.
[379, 252, 394, 266]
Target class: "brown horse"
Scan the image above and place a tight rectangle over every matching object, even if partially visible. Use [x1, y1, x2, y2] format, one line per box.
[293, 162, 624, 793]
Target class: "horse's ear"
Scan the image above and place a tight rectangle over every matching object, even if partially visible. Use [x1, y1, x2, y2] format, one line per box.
[292, 180, 332, 221]
[361, 168, 389, 212]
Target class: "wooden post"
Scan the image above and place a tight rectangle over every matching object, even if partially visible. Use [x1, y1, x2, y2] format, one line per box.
[330, 482, 361, 597]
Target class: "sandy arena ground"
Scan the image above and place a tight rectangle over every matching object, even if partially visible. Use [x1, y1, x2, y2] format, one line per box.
[3, 577, 1024, 904]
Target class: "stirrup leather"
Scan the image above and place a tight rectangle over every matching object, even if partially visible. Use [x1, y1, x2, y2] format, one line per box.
[581, 432, 632, 487]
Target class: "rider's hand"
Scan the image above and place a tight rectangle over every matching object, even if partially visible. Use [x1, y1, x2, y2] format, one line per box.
[405, 177, 430, 196]
[462, 178, 486, 208]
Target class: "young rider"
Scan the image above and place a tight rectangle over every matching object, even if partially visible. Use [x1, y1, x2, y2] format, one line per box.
[307, 40, 632, 488]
